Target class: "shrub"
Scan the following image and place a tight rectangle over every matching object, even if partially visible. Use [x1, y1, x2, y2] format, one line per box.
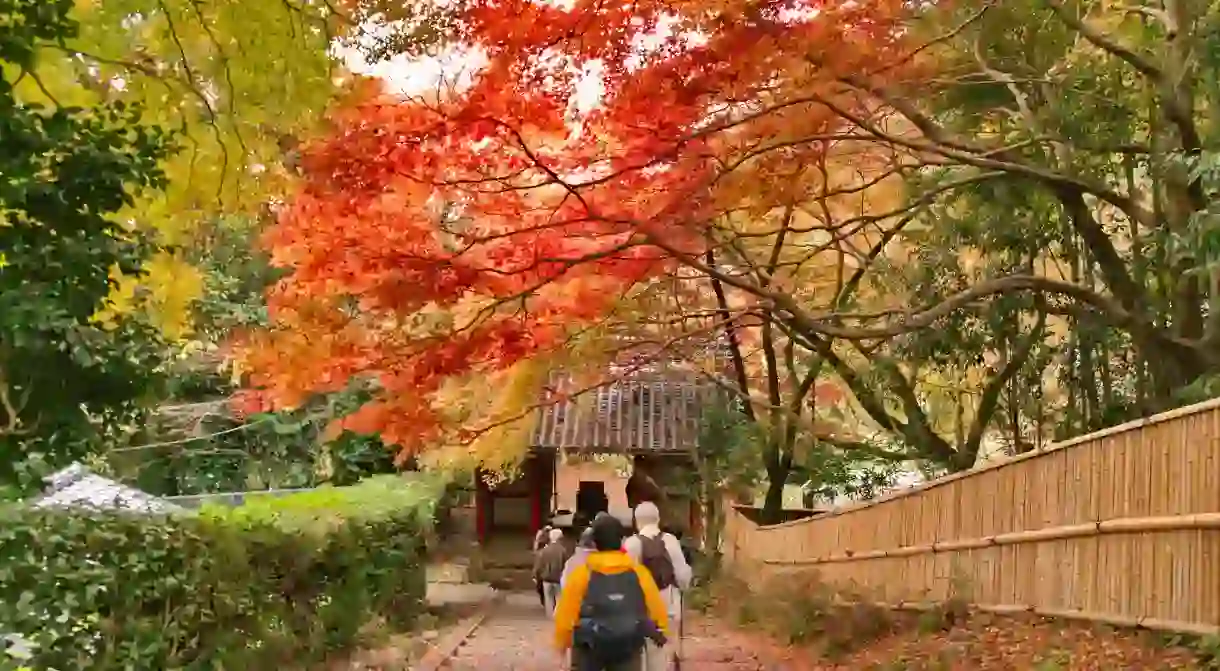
[710, 571, 901, 659]
[0, 474, 441, 670]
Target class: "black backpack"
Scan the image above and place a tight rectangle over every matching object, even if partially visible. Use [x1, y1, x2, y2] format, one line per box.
[637, 534, 676, 590]
[574, 569, 657, 664]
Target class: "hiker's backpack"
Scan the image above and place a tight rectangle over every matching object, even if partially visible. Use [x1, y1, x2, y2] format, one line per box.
[574, 570, 655, 664]
[637, 534, 677, 590]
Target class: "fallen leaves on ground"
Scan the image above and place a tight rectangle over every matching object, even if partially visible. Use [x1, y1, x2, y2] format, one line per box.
[316, 604, 478, 670]
[713, 610, 1204, 670]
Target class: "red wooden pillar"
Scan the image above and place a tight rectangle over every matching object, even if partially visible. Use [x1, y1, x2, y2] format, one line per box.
[528, 455, 543, 535]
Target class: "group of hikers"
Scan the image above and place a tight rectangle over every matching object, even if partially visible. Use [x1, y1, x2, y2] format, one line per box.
[531, 458, 693, 671]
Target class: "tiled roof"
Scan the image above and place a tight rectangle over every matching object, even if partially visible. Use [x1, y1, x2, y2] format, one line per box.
[31, 463, 182, 515]
[165, 487, 319, 508]
[530, 371, 714, 454]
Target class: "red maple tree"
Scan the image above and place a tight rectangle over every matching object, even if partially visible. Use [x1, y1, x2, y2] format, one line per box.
[234, 0, 921, 456]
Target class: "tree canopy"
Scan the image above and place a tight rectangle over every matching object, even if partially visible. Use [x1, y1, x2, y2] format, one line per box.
[207, 0, 1220, 515]
[837, 0, 1220, 458]
[7, 0, 459, 340]
[233, 0, 921, 455]
[1, 0, 176, 494]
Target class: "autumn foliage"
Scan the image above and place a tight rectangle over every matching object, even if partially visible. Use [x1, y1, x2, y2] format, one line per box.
[235, 0, 924, 459]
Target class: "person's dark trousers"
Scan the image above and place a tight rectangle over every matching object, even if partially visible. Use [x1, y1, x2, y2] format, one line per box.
[571, 646, 643, 671]
[536, 579, 545, 607]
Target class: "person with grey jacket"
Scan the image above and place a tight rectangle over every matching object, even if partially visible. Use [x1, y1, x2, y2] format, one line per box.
[534, 527, 571, 616]
[560, 526, 596, 587]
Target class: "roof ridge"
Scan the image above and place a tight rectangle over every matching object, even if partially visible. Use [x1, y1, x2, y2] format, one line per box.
[42, 463, 89, 494]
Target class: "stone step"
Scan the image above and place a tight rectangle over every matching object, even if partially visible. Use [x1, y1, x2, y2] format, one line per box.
[428, 563, 471, 584]
[481, 557, 533, 569]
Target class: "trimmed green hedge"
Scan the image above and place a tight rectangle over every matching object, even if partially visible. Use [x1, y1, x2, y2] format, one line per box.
[0, 474, 442, 670]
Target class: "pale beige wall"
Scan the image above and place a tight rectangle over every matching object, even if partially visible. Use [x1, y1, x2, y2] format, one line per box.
[555, 457, 630, 518]
[553, 455, 694, 531]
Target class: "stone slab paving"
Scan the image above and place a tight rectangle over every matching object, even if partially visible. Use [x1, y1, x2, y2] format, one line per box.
[426, 581, 497, 607]
[439, 592, 562, 670]
[438, 592, 770, 670]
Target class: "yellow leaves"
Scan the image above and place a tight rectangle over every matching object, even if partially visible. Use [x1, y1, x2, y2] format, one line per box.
[143, 252, 206, 340]
[419, 357, 548, 474]
[386, 292, 503, 342]
[93, 265, 137, 331]
[710, 138, 908, 313]
[468, 357, 547, 459]
[448, 293, 500, 332]
[18, 0, 346, 341]
[93, 251, 205, 340]
[909, 365, 1001, 448]
[9, 55, 99, 109]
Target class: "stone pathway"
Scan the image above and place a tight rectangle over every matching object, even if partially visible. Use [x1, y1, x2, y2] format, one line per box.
[437, 592, 770, 670]
[439, 593, 560, 670]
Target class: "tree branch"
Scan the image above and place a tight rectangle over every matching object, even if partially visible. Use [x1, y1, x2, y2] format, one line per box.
[705, 249, 756, 422]
[963, 307, 1048, 461]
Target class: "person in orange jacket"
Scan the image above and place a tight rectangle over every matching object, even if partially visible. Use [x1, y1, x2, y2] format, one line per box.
[553, 515, 669, 671]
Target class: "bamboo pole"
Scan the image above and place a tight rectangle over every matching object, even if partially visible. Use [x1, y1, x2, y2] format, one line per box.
[760, 513, 1220, 566]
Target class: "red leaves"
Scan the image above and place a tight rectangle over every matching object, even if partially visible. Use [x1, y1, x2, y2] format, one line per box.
[235, 0, 921, 458]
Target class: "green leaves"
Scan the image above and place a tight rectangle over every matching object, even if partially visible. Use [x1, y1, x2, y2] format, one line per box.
[696, 398, 765, 495]
[1183, 151, 1220, 274]
[794, 442, 901, 506]
[0, 476, 435, 669]
[1, 0, 177, 493]
[198, 473, 445, 534]
[866, 0, 1220, 451]
[0, 0, 77, 69]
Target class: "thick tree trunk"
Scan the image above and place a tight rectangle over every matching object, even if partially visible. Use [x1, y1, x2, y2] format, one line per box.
[760, 466, 788, 525]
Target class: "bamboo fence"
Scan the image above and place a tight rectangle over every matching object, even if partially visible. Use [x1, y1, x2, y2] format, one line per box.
[723, 398, 1220, 635]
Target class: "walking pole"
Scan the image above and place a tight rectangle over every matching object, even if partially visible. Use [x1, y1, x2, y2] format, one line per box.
[672, 590, 683, 671]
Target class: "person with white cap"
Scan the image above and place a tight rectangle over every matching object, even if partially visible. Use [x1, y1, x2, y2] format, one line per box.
[623, 502, 691, 670]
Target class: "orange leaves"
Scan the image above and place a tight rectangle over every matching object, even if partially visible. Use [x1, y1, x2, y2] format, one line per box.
[234, 0, 925, 460]
[328, 396, 440, 450]
[231, 299, 374, 410]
